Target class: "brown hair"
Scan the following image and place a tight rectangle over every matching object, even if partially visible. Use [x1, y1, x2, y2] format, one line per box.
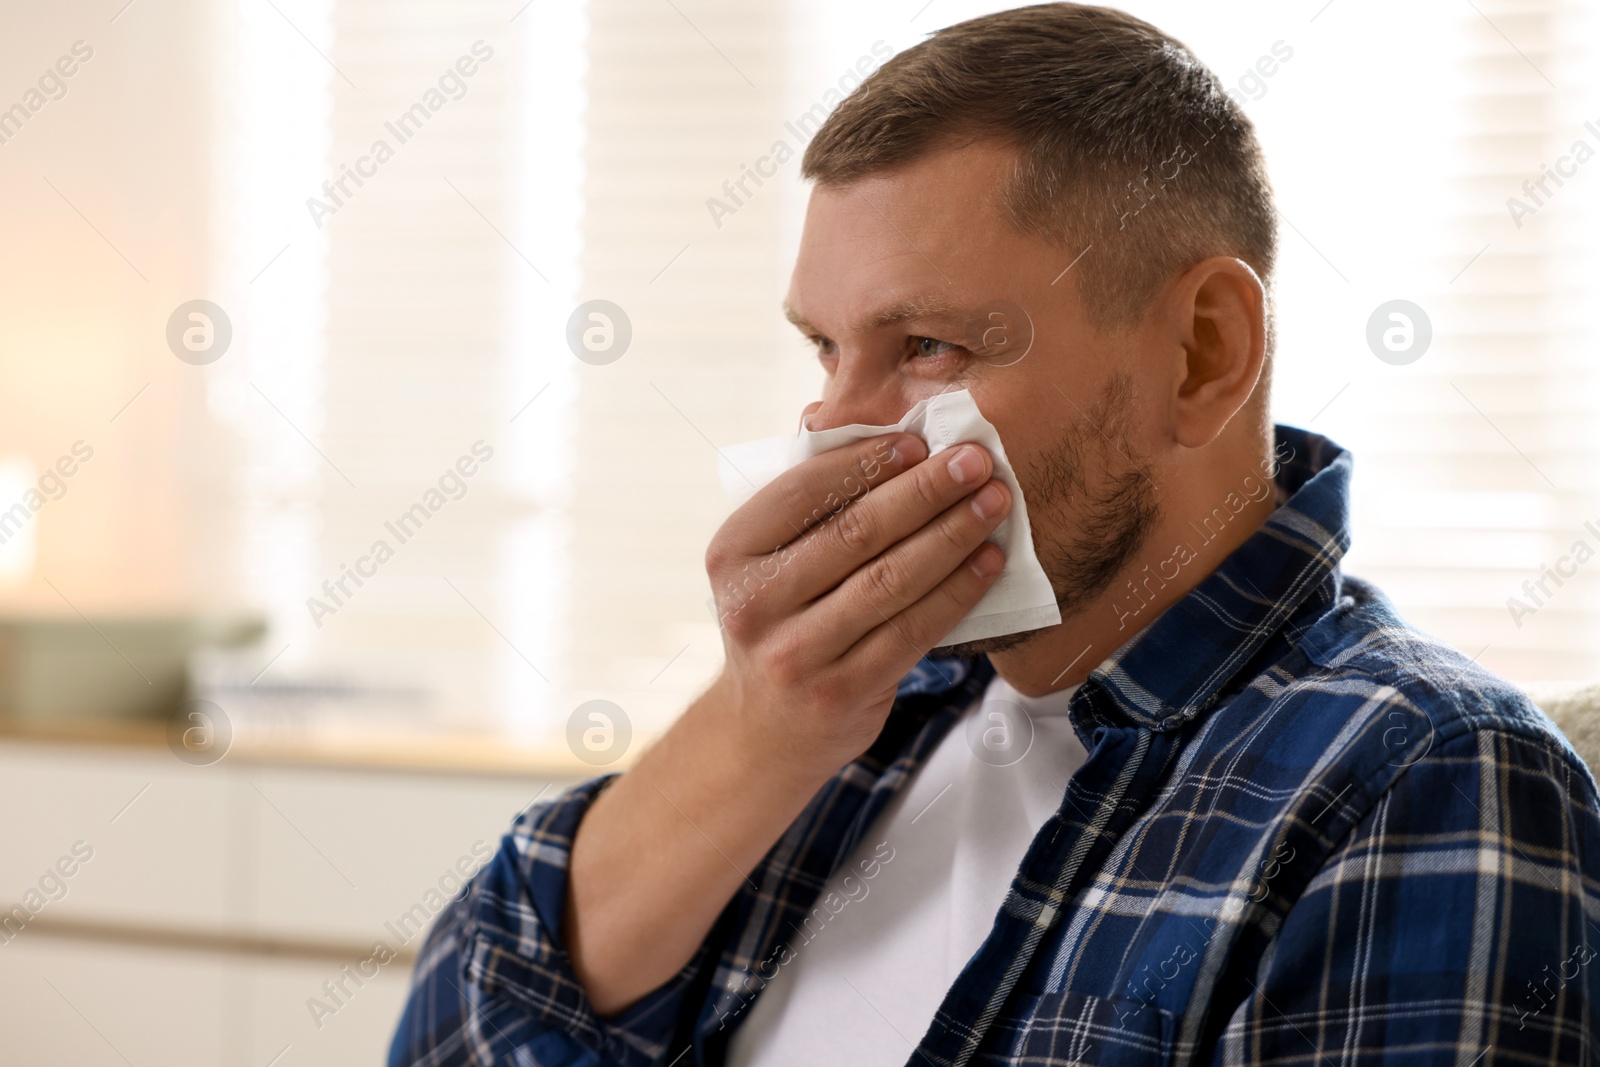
[801, 3, 1278, 331]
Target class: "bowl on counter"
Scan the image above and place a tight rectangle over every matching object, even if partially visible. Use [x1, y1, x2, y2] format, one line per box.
[0, 615, 266, 723]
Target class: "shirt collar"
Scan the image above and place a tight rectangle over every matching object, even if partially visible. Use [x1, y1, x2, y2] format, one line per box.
[901, 426, 1353, 733]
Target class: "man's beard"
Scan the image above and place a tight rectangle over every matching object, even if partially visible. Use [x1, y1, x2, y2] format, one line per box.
[935, 372, 1159, 658]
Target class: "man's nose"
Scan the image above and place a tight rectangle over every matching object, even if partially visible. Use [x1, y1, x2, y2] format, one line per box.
[802, 386, 919, 433]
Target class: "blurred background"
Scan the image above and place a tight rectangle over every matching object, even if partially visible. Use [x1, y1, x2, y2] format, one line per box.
[2, 0, 1598, 1062]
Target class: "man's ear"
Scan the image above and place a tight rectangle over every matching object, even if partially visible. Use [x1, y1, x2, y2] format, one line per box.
[1166, 256, 1267, 449]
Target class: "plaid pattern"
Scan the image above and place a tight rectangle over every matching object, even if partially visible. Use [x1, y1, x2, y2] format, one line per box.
[390, 426, 1600, 1066]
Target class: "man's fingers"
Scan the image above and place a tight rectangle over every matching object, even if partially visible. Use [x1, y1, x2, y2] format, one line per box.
[719, 433, 926, 555]
[781, 444, 995, 604]
[843, 543, 1006, 678]
[804, 479, 1010, 655]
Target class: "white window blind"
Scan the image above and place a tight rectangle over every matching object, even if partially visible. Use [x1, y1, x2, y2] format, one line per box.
[1239, 0, 1600, 685]
[561, 0, 819, 736]
[210, 0, 1600, 745]
[211, 0, 586, 735]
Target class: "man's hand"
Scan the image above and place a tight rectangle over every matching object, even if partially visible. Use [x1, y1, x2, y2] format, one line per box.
[564, 432, 1011, 1016]
[706, 432, 1011, 776]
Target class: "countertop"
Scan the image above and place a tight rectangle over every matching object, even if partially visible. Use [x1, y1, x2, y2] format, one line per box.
[0, 716, 644, 779]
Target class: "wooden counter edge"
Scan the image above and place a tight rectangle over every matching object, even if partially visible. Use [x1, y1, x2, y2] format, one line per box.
[0, 717, 649, 779]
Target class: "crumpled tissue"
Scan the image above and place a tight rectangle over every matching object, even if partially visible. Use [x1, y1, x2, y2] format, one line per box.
[716, 389, 1061, 646]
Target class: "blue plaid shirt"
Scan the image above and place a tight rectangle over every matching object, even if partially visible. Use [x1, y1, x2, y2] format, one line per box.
[390, 426, 1600, 1066]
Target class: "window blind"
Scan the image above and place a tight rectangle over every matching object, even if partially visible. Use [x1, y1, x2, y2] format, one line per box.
[214, 0, 1600, 746]
[212, 0, 586, 734]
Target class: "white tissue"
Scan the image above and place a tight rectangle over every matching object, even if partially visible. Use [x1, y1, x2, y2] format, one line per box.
[717, 389, 1062, 647]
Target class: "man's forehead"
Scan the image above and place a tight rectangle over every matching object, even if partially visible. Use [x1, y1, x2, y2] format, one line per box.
[796, 151, 1018, 264]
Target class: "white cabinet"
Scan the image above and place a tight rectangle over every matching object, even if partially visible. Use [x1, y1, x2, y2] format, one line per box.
[0, 743, 234, 930]
[0, 737, 589, 1066]
[0, 938, 234, 1067]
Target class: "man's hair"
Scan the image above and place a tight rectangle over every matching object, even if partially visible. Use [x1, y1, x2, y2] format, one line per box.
[802, 3, 1278, 331]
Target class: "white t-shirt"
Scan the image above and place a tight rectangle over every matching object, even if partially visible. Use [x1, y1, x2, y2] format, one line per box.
[727, 673, 1087, 1066]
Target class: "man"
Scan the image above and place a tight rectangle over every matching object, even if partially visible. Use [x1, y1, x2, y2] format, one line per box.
[391, 5, 1600, 1065]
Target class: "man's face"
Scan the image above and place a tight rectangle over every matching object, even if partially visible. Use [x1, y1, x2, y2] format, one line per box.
[785, 139, 1162, 652]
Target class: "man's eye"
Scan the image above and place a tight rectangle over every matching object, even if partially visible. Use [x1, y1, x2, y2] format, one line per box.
[913, 336, 959, 358]
[809, 335, 838, 357]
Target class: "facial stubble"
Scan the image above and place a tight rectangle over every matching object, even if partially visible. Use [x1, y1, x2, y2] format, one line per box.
[934, 373, 1159, 658]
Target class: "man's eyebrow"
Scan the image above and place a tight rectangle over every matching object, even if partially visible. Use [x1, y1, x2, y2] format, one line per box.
[782, 302, 818, 333]
[782, 295, 968, 336]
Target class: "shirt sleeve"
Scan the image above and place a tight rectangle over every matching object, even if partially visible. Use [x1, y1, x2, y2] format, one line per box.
[387, 775, 711, 1067]
[1214, 725, 1600, 1065]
